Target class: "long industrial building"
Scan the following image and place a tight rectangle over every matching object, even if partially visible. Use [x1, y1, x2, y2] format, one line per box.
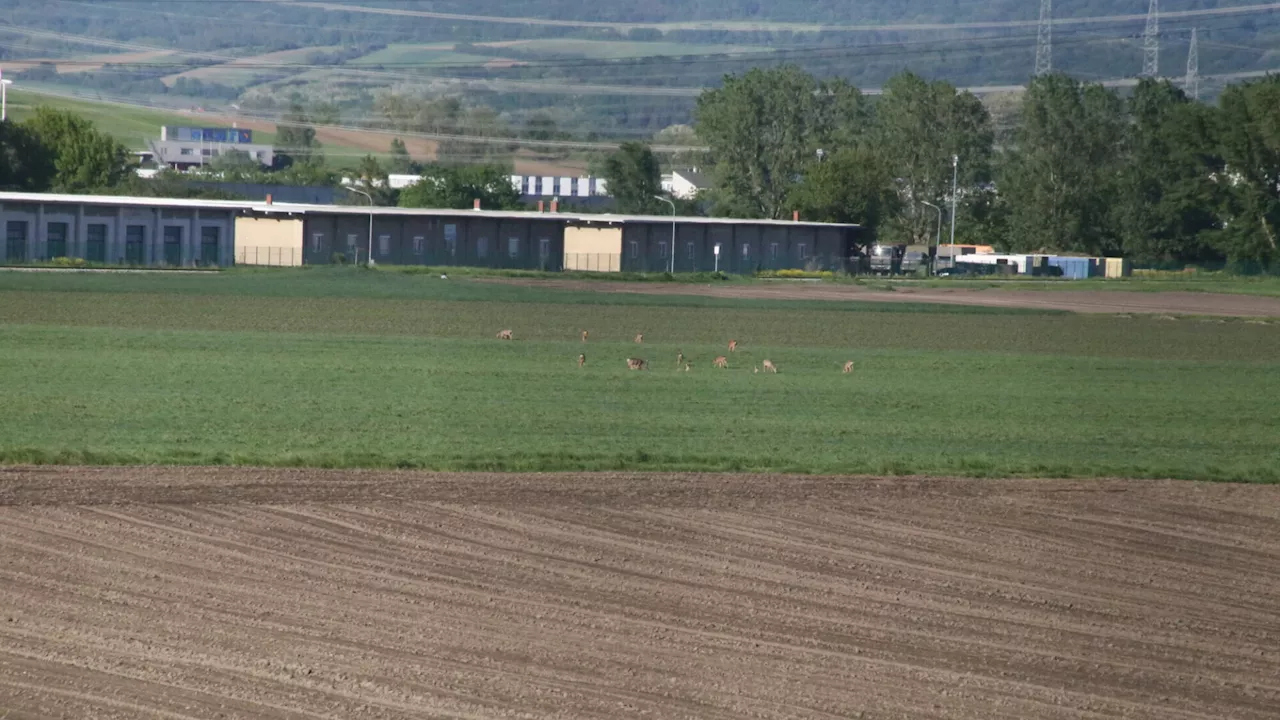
[0, 192, 862, 273]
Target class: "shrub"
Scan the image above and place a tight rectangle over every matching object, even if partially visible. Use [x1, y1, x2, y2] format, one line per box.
[50, 256, 87, 268]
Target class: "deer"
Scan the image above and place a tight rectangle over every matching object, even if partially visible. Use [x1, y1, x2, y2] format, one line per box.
[581, 330, 588, 343]
[684, 362, 692, 372]
[843, 361, 854, 374]
[626, 358, 648, 370]
[634, 333, 644, 344]
[762, 359, 777, 373]
[676, 350, 684, 367]
[728, 340, 738, 353]
[496, 329, 513, 340]
[713, 356, 728, 369]
[578, 353, 586, 368]
[753, 366, 759, 374]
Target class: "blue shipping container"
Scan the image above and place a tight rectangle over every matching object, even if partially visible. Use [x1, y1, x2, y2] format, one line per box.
[1047, 256, 1091, 279]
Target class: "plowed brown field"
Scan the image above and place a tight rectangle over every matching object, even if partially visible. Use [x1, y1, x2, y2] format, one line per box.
[2, 467, 1278, 719]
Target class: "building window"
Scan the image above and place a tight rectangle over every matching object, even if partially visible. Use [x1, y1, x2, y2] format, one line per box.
[508, 237, 520, 258]
[163, 226, 183, 266]
[798, 243, 807, 259]
[179, 148, 194, 156]
[658, 241, 669, 258]
[311, 233, 323, 252]
[86, 224, 108, 263]
[686, 242, 695, 261]
[413, 235, 425, 254]
[201, 148, 212, 156]
[379, 234, 390, 255]
[629, 241, 638, 259]
[125, 225, 145, 264]
[201, 226, 220, 266]
[5, 221, 28, 262]
[46, 222, 68, 260]
[477, 237, 488, 258]
[741, 243, 750, 258]
[770, 243, 779, 259]
[539, 238, 550, 259]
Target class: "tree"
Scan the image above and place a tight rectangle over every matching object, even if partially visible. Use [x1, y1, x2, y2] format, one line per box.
[597, 142, 664, 214]
[998, 74, 1125, 255]
[276, 102, 322, 167]
[786, 146, 898, 235]
[1114, 79, 1223, 265]
[1215, 75, 1280, 269]
[0, 120, 54, 191]
[21, 108, 127, 192]
[352, 154, 397, 205]
[207, 148, 261, 179]
[399, 163, 520, 210]
[869, 71, 994, 246]
[652, 124, 706, 169]
[387, 138, 414, 174]
[695, 65, 869, 219]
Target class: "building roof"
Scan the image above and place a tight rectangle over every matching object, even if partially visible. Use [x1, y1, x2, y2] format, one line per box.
[673, 169, 710, 188]
[0, 191, 858, 229]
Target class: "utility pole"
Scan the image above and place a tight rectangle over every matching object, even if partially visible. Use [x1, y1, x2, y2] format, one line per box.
[1185, 27, 1200, 100]
[949, 154, 959, 248]
[1034, 0, 1053, 77]
[1142, 0, 1160, 78]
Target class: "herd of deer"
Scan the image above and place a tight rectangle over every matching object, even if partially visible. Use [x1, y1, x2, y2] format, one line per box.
[495, 328, 854, 374]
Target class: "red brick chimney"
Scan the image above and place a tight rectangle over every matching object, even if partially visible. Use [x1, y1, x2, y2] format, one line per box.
[537, 200, 545, 213]
[265, 194, 273, 205]
[550, 199, 559, 213]
[793, 210, 799, 222]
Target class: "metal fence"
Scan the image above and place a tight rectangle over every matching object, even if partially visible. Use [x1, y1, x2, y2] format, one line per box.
[236, 247, 301, 267]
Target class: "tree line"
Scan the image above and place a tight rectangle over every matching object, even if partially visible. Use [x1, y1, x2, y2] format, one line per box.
[600, 66, 1280, 269]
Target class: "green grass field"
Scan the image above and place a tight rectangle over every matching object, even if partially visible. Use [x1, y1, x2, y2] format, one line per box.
[6, 88, 203, 149]
[1, 268, 1277, 481]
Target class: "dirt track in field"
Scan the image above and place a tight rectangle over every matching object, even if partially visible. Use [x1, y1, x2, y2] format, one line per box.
[482, 278, 1280, 317]
[2, 467, 1279, 719]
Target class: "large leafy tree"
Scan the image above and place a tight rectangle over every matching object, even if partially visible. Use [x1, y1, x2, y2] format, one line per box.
[786, 146, 898, 235]
[1114, 79, 1223, 264]
[1215, 75, 1280, 268]
[21, 108, 127, 192]
[999, 74, 1125, 255]
[695, 65, 868, 219]
[869, 72, 994, 246]
[275, 102, 322, 167]
[0, 120, 54, 191]
[597, 141, 664, 214]
[399, 164, 520, 210]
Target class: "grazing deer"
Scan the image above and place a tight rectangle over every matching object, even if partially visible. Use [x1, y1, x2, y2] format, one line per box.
[496, 329, 513, 340]
[581, 330, 588, 343]
[578, 353, 586, 368]
[713, 355, 728, 369]
[634, 333, 644, 344]
[843, 361, 854, 374]
[753, 366, 759, 374]
[676, 351, 684, 366]
[728, 340, 738, 353]
[626, 357, 648, 370]
[684, 362, 692, 372]
[762, 359, 777, 373]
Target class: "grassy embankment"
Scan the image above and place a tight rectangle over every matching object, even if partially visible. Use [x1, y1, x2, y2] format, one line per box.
[0, 268, 1277, 481]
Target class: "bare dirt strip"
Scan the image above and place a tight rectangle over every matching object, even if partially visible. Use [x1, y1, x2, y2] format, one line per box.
[1, 467, 1278, 719]
[482, 278, 1280, 318]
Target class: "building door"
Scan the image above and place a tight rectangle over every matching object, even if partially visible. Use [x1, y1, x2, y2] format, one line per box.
[125, 226, 145, 264]
[86, 224, 107, 263]
[46, 222, 68, 260]
[5, 221, 27, 262]
[162, 226, 182, 266]
[201, 226, 220, 266]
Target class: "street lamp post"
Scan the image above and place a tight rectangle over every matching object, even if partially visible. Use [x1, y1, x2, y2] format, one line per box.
[949, 154, 959, 248]
[654, 195, 676, 274]
[2, 76, 14, 122]
[342, 185, 375, 267]
[921, 201, 943, 275]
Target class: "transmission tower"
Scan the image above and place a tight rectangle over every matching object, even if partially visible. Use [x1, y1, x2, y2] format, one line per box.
[1142, 0, 1160, 77]
[1185, 28, 1200, 100]
[1034, 0, 1053, 76]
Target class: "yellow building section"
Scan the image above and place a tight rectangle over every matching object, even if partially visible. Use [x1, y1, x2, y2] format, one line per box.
[563, 226, 621, 272]
[235, 217, 304, 267]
